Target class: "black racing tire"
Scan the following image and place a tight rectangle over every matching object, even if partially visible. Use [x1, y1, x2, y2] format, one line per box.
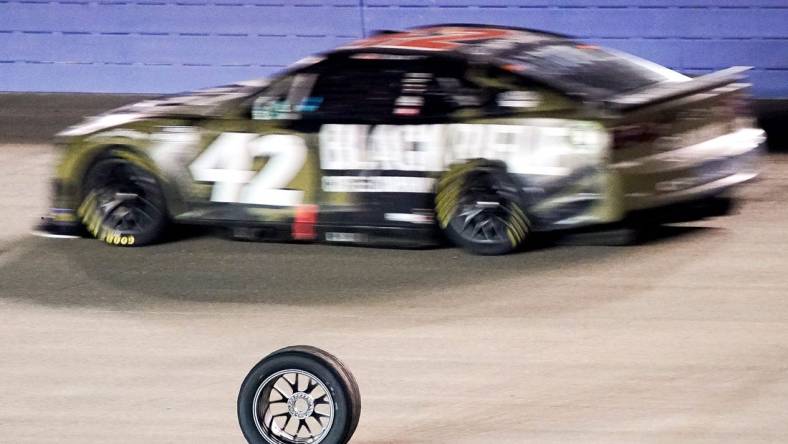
[78, 156, 169, 247]
[435, 160, 531, 255]
[238, 346, 361, 444]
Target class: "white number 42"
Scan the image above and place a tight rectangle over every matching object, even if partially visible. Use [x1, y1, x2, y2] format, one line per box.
[189, 132, 307, 206]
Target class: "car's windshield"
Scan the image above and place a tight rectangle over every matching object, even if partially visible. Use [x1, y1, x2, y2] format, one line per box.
[502, 42, 687, 99]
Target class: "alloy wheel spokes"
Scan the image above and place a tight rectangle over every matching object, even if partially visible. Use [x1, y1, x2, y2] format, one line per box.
[459, 201, 512, 244]
[95, 183, 161, 234]
[253, 370, 335, 444]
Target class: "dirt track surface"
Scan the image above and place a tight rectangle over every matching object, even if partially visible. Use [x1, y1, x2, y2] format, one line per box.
[1, 143, 787, 443]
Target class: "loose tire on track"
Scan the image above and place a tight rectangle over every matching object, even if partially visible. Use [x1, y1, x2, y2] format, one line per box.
[435, 160, 531, 255]
[238, 346, 361, 444]
[78, 157, 168, 246]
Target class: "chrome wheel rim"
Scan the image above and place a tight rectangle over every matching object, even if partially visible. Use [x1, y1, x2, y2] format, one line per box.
[252, 370, 335, 444]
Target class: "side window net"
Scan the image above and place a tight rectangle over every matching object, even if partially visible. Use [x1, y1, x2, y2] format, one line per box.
[310, 69, 403, 119]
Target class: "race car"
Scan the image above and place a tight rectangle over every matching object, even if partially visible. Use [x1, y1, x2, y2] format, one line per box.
[40, 24, 765, 254]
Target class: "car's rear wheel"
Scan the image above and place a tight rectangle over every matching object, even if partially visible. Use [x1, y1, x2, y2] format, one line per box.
[436, 161, 530, 255]
[238, 346, 361, 444]
[79, 157, 168, 246]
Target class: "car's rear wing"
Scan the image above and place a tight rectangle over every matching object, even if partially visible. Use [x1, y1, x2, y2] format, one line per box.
[604, 66, 751, 112]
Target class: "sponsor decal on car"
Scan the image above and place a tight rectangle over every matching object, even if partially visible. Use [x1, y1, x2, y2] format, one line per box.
[318, 121, 608, 174]
[159, 121, 609, 200]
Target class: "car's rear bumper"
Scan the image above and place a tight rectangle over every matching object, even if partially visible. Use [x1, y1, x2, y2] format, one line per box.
[529, 128, 763, 232]
[614, 128, 764, 212]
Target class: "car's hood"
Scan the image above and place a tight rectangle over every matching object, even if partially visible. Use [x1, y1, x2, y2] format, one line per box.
[57, 79, 270, 138]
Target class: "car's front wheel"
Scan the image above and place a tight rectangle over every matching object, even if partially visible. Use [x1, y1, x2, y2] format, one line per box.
[436, 161, 530, 255]
[78, 156, 168, 246]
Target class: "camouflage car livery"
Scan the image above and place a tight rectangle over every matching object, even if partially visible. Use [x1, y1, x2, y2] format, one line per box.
[41, 24, 765, 254]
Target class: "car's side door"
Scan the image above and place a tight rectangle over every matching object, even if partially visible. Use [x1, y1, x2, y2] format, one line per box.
[306, 55, 492, 229]
[293, 56, 421, 228]
[179, 56, 414, 232]
[179, 72, 325, 229]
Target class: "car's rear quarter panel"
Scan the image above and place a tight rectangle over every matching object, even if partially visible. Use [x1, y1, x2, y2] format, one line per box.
[606, 83, 762, 215]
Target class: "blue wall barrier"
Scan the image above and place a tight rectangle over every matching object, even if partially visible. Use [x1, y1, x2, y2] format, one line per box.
[1, 1, 786, 97]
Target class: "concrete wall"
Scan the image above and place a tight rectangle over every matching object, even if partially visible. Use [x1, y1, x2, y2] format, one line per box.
[1, 1, 786, 97]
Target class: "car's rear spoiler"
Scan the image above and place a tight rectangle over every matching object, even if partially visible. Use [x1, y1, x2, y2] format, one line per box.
[604, 66, 751, 112]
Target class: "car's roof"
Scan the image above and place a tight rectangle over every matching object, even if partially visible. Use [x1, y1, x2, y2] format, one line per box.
[330, 24, 682, 102]
[331, 24, 586, 92]
[337, 24, 572, 60]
